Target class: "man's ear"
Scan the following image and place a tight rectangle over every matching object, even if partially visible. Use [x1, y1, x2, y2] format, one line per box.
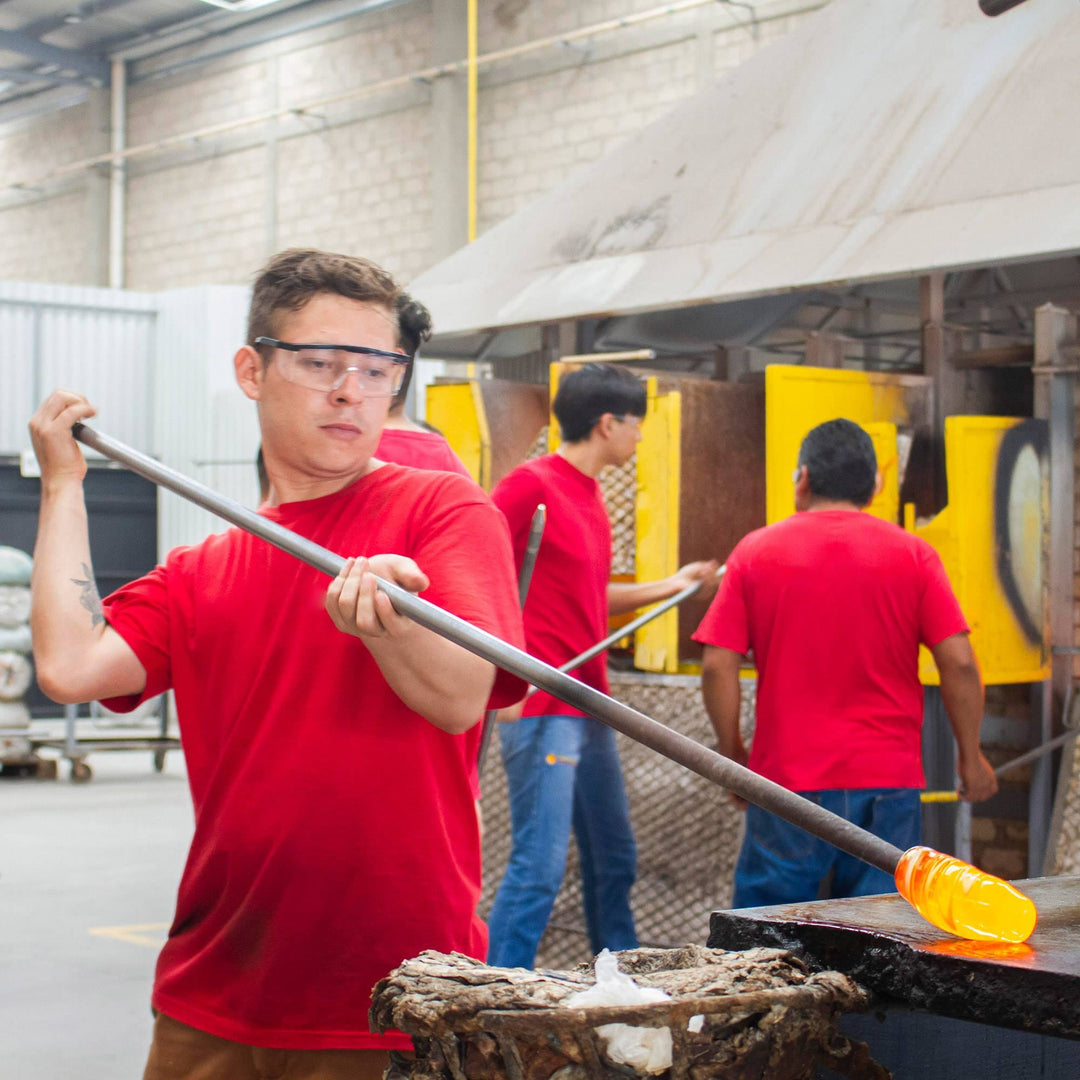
[872, 470, 884, 499]
[794, 465, 811, 501]
[235, 345, 263, 402]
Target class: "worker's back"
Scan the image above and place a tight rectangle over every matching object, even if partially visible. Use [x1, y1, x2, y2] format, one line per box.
[704, 509, 967, 790]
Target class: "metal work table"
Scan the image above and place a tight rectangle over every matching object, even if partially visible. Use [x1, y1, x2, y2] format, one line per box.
[707, 876, 1080, 1078]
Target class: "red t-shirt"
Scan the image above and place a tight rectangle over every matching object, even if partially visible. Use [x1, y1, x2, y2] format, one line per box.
[375, 428, 471, 477]
[492, 453, 611, 718]
[693, 510, 968, 792]
[100, 465, 525, 1051]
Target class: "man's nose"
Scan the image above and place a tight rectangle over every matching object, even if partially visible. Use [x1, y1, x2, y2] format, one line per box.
[331, 367, 366, 403]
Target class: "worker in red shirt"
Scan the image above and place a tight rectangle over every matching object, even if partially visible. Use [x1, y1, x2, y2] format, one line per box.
[487, 362, 718, 968]
[374, 294, 472, 478]
[695, 417, 998, 907]
[253, 293, 469, 502]
[28, 248, 526, 1080]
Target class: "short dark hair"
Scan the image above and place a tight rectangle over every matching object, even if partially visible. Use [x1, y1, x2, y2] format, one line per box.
[553, 363, 647, 443]
[247, 248, 401, 347]
[390, 293, 433, 411]
[797, 418, 877, 506]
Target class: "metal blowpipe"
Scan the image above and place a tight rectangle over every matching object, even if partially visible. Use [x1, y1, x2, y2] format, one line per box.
[524, 566, 725, 700]
[70, 424, 1038, 942]
[476, 504, 546, 772]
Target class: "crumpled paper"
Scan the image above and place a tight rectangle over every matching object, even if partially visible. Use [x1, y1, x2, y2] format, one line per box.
[566, 949, 673, 1074]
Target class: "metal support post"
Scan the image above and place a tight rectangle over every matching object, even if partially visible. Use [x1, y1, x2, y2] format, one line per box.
[1033, 302, 1078, 874]
[108, 58, 126, 289]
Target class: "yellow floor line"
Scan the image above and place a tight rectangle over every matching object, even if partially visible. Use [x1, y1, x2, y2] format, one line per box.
[89, 922, 169, 948]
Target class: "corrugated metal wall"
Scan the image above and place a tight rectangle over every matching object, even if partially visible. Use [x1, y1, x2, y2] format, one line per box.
[0, 282, 156, 456]
[154, 286, 260, 559]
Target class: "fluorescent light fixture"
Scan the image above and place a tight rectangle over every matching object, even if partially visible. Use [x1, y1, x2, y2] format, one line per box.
[196, 0, 291, 11]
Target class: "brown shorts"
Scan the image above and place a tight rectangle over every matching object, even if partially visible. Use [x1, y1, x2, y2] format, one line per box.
[142, 1012, 393, 1080]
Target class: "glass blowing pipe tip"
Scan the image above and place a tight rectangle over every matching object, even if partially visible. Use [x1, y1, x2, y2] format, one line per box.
[894, 846, 1038, 943]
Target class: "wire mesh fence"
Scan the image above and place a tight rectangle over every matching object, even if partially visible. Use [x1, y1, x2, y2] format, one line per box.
[479, 674, 756, 970]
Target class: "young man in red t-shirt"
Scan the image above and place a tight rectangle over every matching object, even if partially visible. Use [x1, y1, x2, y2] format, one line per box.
[28, 249, 526, 1080]
[374, 296, 471, 478]
[694, 418, 998, 907]
[486, 363, 718, 969]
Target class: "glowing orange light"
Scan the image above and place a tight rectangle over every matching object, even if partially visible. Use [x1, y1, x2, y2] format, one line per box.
[894, 846, 1037, 943]
[925, 939, 1034, 961]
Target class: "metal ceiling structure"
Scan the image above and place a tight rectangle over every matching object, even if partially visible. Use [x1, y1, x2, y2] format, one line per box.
[0, 0, 403, 118]
[410, 0, 1080, 368]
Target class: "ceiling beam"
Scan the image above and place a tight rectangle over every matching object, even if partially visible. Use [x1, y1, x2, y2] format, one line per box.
[19, 0, 139, 44]
[0, 64, 95, 88]
[0, 29, 108, 83]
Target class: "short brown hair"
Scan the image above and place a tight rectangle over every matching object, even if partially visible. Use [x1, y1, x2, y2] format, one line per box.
[247, 248, 401, 346]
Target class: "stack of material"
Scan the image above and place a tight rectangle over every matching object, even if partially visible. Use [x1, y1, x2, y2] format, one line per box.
[370, 945, 889, 1080]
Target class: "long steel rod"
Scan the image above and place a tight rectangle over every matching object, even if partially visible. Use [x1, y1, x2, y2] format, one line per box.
[516, 505, 546, 607]
[523, 570, 721, 699]
[921, 726, 1080, 802]
[72, 424, 903, 876]
[561, 568, 724, 677]
[476, 504, 546, 772]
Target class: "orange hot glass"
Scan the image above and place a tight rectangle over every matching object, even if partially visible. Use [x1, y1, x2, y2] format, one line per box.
[894, 846, 1038, 943]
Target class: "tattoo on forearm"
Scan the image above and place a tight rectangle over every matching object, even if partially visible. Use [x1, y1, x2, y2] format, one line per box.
[71, 563, 104, 628]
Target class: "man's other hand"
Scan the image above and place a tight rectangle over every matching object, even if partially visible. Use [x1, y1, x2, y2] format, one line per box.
[325, 554, 428, 641]
[672, 559, 721, 595]
[957, 751, 998, 803]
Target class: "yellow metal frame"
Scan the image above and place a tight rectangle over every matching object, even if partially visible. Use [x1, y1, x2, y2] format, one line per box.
[634, 378, 682, 673]
[425, 380, 491, 487]
[913, 416, 1049, 685]
[765, 365, 909, 524]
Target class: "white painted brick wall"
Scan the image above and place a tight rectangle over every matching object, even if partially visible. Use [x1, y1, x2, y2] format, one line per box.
[0, 101, 97, 186]
[0, 102, 97, 284]
[0, 2, 817, 289]
[278, 7, 432, 104]
[128, 63, 271, 147]
[126, 146, 267, 291]
[0, 192, 87, 283]
[478, 36, 699, 234]
[276, 104, 433, 284]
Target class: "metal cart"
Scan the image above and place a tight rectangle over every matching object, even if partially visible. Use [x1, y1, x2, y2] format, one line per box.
[30, 696, 180, 782]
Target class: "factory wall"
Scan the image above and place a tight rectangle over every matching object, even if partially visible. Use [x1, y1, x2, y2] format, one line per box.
[0, 0, 819, 292]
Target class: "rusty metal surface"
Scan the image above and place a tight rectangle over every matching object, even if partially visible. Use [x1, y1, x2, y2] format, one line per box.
[478, 380, 550, 490]
[707, 875, 1080, 1040]
[670, 378, 765, 660]
[412, 0, 1080, 341]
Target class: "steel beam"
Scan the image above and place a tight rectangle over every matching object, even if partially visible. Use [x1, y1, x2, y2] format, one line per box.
[1033, 303, 1078, 875]
[0, 64, 94, 88]
[0, 30, 107, 83]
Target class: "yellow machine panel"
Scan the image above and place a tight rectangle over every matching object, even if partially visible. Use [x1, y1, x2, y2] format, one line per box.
[634, 379, 682, 673]
[426, 380, 489, 487]
[914, 416, 1048, 685]
[765, 365, 913, 524]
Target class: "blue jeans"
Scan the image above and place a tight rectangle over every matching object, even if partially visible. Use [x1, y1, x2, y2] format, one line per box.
[487, 715, 638, 968]
[732, 788, 921, 909]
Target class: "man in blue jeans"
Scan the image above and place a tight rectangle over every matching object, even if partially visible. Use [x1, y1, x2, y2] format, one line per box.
[487, 364, 717, 967]
[695, 418, 997, 907]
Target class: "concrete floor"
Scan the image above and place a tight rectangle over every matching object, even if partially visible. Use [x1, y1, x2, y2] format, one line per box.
[0, 746, 193, 1079]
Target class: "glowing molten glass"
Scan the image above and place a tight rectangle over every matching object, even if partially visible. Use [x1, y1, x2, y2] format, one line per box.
[894, 846, 1037, 943]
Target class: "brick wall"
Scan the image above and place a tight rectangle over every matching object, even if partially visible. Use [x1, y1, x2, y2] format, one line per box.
[0, 1, 819, 291]
[126, 148, 268, 291]
[275, 105, 434, 284]
[0, 103, 98, 283]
